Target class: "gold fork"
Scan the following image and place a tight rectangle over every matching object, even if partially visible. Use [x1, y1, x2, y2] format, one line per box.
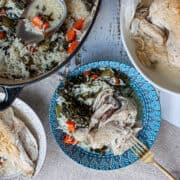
[130, 136, 176, 180]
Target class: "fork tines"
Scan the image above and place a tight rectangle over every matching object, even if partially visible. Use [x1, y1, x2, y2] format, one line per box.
[130, 136, 149, 158]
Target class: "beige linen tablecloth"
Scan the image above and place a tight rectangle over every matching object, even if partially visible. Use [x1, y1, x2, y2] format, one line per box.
[19, 75, 180, 180]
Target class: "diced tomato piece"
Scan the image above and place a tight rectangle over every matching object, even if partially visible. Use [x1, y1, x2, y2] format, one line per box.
[31, 16, 43, 30]
[29, 46, 38, 53]
[43, 21, 50, 30]
[0, 162, 3, 167]
[44, 31, 51, 38]
[91, 74, 99, 80]
[115, 77, 120, 85]
[73, 18, 85, 30]
[0, 32, 6, 39]
[66, 120, 76, 132]
[66, 29, 76, 42]
[64, 134, 78, 145]
[83, 70, 91, 78]
[67, 41, 79, 54]
[0, 9, 6, 15]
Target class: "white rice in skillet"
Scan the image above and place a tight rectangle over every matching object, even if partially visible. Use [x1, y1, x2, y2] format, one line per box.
[0, 0, 97, 79]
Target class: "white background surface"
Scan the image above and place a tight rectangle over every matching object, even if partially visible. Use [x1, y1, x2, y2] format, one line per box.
[18, 0, 180, 179]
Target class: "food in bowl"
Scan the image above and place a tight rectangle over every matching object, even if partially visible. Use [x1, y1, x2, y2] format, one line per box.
[0, 0, 97, 79]
[130, 0, 180, 81]
[56, 68, 141, 155]
[0, 107, 38, 177]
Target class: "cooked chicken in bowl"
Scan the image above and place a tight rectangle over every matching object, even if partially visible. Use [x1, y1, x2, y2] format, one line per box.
[55, 68, 142, 155]
[121, 0, 180, 93]
[131, 0, 180, 69]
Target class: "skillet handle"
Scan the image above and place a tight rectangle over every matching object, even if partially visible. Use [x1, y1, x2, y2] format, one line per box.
[0, 87, 23, 111]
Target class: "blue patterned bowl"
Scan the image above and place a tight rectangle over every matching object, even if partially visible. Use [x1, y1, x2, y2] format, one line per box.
[49, 61, 161, 170]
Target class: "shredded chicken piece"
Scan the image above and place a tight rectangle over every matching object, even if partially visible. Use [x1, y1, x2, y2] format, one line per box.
[149, 0, 180, 67]
[131, 0, 180, 68]
[73, 89, 141, 155]
[139, 19, 166, 45]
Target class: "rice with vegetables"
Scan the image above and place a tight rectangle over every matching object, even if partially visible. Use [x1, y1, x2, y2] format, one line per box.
[56, 69, 142, 155]
[0, 0, 97, 79]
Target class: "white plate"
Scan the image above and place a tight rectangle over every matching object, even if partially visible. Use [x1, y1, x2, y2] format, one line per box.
[0, 93, 47, 180]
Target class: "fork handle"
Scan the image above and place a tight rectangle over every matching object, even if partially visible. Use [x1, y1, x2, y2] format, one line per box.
[153, 161, 176, 180]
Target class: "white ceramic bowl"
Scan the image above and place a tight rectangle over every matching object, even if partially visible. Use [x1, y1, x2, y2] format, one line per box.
[0, 93, 47, 180]
[120, 0, 180, 95]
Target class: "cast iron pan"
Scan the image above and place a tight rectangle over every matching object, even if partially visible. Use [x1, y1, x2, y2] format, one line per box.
[0, 0, 101, 110]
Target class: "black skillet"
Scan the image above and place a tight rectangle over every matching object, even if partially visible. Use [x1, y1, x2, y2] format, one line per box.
[0, 0, 101, 110]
